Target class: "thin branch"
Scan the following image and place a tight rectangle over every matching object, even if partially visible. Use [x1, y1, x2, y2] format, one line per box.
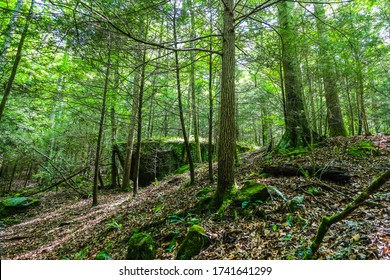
[235, 0, 283, 27]
[79, 1, 222, 56]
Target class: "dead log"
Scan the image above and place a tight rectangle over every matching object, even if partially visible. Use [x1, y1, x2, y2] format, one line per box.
[262, 165, 352, 183]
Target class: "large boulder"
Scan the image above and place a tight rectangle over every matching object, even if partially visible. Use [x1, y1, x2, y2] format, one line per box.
[0, 197, 39, 218]
[126, 232, 156, 260]
[235, 180, 270, 204]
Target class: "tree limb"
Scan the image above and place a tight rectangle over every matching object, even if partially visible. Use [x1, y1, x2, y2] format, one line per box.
[303, 169, 390, 259]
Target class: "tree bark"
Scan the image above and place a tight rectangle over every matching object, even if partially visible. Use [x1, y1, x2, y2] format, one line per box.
[208, 4, 214, 184]
[92, 35, 111, 206]
[277, 1, 315, 148]
[122, 51, 141, 190]
[314, 3, 346, 137]
[173, 0, 195, 185]
[215, 0, 236, 207]
[189, 0, 202, 163]
[0, 0, 24, 67]
[0, 0, 35, 123]
[133, 48, 147, 196]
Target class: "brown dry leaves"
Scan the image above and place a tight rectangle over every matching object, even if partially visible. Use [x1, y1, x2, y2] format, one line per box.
[1, 135, 389, 260]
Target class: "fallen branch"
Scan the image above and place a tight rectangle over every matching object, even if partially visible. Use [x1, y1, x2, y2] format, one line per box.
[303, 169, 390, 259]
[29, 167, 88, 196]
[263, 165, 352, 183]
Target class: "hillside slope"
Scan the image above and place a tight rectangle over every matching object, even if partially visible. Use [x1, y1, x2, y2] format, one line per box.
[1, 135, 389, 260]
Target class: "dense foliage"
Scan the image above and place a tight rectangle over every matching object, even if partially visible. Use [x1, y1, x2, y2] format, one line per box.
[0, 0, 388, 206]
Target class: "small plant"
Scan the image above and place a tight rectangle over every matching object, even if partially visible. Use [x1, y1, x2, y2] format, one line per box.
[175, 164, 190, 174]
[74, 246, 90, 260]
[297, 164, 310, 179]
[196, 187, 213, 198]
[94, 250, 113, 260]
[154, 204, 164, 212]
[266, 185, 287, 201]
[347, 141, 378, 157]
[166, 231, 180, 252]
[286, 213, 294, 226]
[288, 196, 305, 213]
[106, 218, 122, 231]
[307, 186, 323, 196]
[168, 213, 200, 226]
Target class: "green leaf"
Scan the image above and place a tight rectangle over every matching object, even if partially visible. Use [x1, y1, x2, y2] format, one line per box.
[241, 200, 251, 209]
[283, 234, 292, 241]
[94, 251, 112, 260]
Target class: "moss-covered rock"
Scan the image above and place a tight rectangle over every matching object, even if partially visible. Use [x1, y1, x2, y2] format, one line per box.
[0, 197, 40, 218]
[176, 225, 210, 260]
[126, 232, 156, 260]
[235, 180, 270, 203]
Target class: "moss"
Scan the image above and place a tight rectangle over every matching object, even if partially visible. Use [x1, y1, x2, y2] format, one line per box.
[175, 164, 190, 174]
[176, 225, 210, 260]
[126, 232, 156, 260]
[195, 195, 214, 213]
[196, 187, 213, 198]
[0, 197, 40, 218]
[235, 180, 270, 203]
[347, 141, 378, 157]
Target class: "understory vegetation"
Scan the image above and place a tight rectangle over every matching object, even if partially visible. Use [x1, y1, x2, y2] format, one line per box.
[1, 135, 389, 260]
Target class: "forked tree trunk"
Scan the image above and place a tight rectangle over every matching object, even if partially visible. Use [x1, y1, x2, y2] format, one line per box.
[122, 50, 142, 190]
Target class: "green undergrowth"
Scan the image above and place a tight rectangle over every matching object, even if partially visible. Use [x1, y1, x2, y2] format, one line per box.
[347, 141, 378, 157]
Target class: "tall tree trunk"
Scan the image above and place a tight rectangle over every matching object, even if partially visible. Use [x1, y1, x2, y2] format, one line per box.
[133, 48, 147, 196]
[305, 54, 318, 132]
[173, 0, 195, 185]
[110, 68, 118, 189]
[277, 1, 314, 148]
[208, 5, 214, 184]
[355, 62, 370, 136]
[0, 0, 24, 66]
[345, 75, 355, 136]
[122, 52, 141, 190]
[315, 3, 346, 137]
[0, 0, 35, 123]
[188, 0, 202, 163]
[214, 0, 236, 207]
[8, 163, 17, 192]
[92, 37, 111, 206]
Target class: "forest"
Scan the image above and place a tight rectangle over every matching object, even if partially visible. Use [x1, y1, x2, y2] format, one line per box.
[0, 0, 389, 261]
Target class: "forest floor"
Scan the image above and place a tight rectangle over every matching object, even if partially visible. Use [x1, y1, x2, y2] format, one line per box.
[1, 135, 389, 260]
